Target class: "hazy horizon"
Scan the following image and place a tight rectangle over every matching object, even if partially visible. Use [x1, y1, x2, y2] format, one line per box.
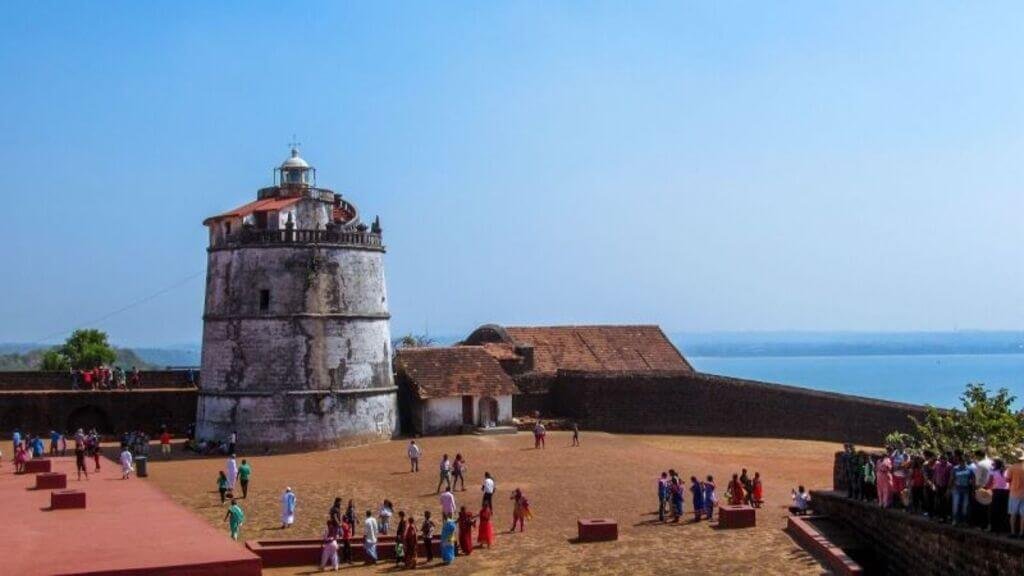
[3, 2, 1022, 346]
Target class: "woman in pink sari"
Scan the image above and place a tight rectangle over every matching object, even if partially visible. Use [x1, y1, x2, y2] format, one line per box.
[876, 454, 894, 508]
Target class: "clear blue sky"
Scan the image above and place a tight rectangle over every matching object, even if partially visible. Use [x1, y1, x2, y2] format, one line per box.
[2, 2, 1022, 346]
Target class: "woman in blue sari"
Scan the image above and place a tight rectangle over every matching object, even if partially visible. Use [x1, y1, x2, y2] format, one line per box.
[689, 477, 705, 522]
[440, 516, 457, 564]
[670, 476, 684, 522]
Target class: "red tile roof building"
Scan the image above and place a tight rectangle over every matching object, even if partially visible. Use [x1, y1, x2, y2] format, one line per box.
[395, 347, 516, 435]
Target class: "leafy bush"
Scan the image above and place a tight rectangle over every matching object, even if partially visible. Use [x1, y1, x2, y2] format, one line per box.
[894, 383, 1024, 458]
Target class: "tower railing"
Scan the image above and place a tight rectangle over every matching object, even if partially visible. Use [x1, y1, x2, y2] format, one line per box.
[214, 228, 383, 249]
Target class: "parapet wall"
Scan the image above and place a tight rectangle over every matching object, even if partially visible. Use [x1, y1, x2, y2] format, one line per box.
[550, 370, 925, 444]
[810, 490, 1024, 575]
[0, 370, 197, 391]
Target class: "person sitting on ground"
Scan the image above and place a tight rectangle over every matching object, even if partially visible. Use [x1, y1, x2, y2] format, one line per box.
[789, 486, 811, 515]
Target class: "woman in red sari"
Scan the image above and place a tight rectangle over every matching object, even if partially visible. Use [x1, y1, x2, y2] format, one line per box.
[477, 504, 494, 548]
[457, 506, 475, 556]
[403, 515, 418, 568]
[727, 473, 745, 506]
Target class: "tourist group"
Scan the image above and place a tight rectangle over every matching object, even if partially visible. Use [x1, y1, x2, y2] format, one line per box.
[839, 444, 1024, 537]
[657, 467, 764, 523]
[218, 441, 531, 571]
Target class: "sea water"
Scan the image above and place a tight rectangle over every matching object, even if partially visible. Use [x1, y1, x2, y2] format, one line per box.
[687, 354, 1024, 408]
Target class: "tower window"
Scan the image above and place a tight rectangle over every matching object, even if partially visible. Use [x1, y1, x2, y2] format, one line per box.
[259, 290, 270, 312]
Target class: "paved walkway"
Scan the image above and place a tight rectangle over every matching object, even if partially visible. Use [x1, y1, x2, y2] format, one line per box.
[0, 455, 260, 576]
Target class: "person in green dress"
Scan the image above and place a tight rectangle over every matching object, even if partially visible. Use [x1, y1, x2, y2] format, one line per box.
[238, 459, 252, 498]
[225, 499, 245, 540]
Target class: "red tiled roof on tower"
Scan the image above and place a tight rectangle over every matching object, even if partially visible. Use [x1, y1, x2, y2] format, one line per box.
[202, 197, 301, 225]
[395, 347, 518, 399]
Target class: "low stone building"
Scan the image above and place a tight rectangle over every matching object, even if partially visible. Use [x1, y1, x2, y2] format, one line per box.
[394, 347, 517, 436]
[462, 324, 693, 415]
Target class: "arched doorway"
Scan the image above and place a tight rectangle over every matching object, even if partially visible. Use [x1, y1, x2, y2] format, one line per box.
[477, 396, 499, 428]
[67, 405, 112, 434]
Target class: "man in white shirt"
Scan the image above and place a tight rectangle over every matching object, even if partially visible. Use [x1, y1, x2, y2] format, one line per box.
[119, 447, 134, 479]
[439, 487, 457, 520]
[226, 454, 239, 490]
[363, 510, 379, 564]
[407, 440, 421, 473]
[481, 471, 496, 509]
[971, 450, 993, 526]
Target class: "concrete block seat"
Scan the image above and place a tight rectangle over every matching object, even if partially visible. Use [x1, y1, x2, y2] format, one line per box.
[718, 505, 756, 529]
[24, 459, 52, 474]
[247, 535, 441, 568]
[51, 490, 86, 509]
[577, 518, 618, 542]
[35, 472, 67, 490]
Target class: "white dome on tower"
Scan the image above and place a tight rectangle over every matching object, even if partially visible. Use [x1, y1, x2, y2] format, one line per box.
[281, 147, 310, 169]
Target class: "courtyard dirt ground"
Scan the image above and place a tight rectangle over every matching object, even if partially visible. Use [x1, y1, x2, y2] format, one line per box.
[146, 432, 836, 575]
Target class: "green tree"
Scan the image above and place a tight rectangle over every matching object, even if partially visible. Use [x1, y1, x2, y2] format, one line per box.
[901, 383, 1024, 458]
[57, 329, 118, 370]
[395, 333, 436, 349]
[39, 349, 71, 371]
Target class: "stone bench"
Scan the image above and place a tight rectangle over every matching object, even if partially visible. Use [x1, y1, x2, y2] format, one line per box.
[24, 459, 52, 474]
[247, 535, 441, 568]
[36, 472, 67, 490]
[51, 490, 86, 509]
[577, 518, 618, 542]
[718, 505, 756, 528]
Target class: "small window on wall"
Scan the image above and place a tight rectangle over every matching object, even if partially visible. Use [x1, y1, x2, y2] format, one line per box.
[224, 222, 232, 236]
[259, 290, 270, 312]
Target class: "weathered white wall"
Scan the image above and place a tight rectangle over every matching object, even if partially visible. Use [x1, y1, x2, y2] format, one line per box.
[497, 395, 513, 424]
[422, 397, 464, 435]
[198, 210, 395, 450]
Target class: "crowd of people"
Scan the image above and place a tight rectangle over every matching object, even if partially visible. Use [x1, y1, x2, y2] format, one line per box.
[219, 444, 531, 571]
[656, 467, 765, 523]
[838, 443, 1024, 537]
[70, 366, 142, 391]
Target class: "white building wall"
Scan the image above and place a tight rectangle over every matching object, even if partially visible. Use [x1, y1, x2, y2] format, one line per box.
[422, 397, 465, 435]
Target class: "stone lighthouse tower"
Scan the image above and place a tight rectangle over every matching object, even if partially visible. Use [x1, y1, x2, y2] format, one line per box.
[196, 147, 396, 450]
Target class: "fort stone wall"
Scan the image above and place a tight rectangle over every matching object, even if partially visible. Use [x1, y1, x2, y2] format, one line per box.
[550, 370, 925, 444]
[810, 490, 1024, 575]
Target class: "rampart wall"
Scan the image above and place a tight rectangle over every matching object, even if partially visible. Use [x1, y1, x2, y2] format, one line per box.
[0, 370, 198, 391]
[547, 370, 926, 444]
[810, 490, 1024, 575]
